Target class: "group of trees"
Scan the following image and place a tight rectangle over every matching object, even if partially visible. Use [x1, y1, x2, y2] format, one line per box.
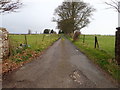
[53, 0, 120, 34]
[58, 30, 64, 34]
[43, 29, 56, 34]
[28, 29, 31, 34]
[1, 0, 119, 34]
[53, 0, 95, 34]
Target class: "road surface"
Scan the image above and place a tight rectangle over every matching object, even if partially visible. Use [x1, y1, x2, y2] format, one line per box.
[2, 38, 117, 88]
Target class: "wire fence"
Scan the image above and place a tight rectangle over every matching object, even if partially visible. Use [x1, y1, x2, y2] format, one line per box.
[79, 35, 115, 58]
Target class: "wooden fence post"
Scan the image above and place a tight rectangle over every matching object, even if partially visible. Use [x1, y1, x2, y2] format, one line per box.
[42, 35, 45, 41]
[83, 35, 85, 43]
[116, 27, 120, 65]
[36, 34, 38, 45]
[25, 35, 28, 46]
[8, 34, 11, 56]
[94, 36, 99, 48]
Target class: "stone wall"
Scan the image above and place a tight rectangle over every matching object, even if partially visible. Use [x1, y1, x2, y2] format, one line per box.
[0, 28, 9, 60]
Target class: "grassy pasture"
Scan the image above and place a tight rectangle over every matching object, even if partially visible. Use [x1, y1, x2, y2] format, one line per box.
[9, 34, 59, 56]
[79, 35, 115, 58]
[6, 34, 60, 64]
[68, 35, 120, 82]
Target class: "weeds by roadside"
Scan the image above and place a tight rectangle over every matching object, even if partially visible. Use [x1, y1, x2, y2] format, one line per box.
[2, 34, 60, 75]
[66, 35, 120, 83]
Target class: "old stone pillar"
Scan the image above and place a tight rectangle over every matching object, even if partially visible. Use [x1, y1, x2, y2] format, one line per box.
[0, 28, 9, 60]
[0, 30, 2, 61]
[116, 27, 120, 65]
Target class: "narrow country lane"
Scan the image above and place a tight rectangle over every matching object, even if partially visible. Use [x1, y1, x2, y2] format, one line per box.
[2, 38, 117, 88]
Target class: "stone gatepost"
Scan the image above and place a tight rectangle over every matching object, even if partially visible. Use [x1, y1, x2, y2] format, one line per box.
[116, 27, 120, 65]
[0, 30, 2, 61]
[0, 28, 9, 60]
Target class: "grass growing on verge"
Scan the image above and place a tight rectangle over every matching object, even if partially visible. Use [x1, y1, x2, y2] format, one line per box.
[9, 34, 59, 61]
[9, 34, 59, 54]
[67, 35, 120, 83]
[3, 34, 59, 74]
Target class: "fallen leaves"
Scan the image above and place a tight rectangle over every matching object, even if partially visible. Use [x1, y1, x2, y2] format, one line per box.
[2, 34, 59, 76]
[2, 49, 42, 76]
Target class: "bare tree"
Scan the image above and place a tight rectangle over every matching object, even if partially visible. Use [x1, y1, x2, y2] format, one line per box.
[53, 0, 95, 34]
[105, 0, 120, 13]
[0, 0, 22, 13]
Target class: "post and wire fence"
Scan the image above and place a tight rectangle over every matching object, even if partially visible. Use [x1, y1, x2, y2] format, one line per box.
[81, 35, 99, 49]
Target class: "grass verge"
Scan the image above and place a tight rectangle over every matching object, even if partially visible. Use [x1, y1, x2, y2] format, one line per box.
[2, 34, 60, 75]
[66, 35, 120, 84]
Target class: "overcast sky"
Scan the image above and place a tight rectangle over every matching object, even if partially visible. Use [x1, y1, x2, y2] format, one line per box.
[0, 0, 118, 35]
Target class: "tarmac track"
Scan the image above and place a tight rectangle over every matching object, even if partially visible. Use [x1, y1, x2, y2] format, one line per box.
[2, 38, 117, 88]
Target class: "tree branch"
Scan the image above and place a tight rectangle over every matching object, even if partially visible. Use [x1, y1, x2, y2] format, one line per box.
[105, 0, 120, 13]
[0, 0, 22, 13]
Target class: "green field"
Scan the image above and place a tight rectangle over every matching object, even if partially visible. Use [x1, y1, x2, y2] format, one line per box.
[79, 35, 115, 58]
[8, 34, 59, 61]
[4, 34, 120, 82]
[67, 35, 120, 82]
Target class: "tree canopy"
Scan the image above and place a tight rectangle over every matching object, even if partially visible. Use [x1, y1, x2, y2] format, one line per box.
[53, 0, 95, 34]
[44, 29, 50, 34]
